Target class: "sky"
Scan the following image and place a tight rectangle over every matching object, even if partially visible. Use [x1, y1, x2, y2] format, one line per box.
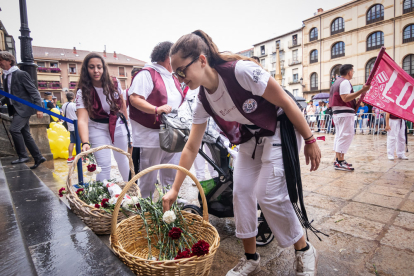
[1, 0, 351, 63]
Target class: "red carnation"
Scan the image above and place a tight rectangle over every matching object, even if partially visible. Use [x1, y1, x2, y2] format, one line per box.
[58, 187, 66, 197]
[191, 240, 209, 257]
[101, 198, 109, 208]
[135, 203, 141, 210]
[168, 227, 183, 240]
[76, 188, 84, 195]
[174, 248, 191, 260]
[87, 164, 96, 172]
[94, 204, 100, 208]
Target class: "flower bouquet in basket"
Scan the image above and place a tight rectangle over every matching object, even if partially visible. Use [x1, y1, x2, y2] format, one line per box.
[60, 152, 139, 214]
[123, 187, 210, 261]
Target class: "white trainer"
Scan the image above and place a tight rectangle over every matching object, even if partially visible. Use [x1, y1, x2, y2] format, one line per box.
[295, 242, 318, 276]
[398, 155, 409, 160]
[226, 254, 261, 276]
[388, 155, 395, 160]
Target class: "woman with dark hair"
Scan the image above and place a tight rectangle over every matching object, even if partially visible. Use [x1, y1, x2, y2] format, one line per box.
[76, 53, 130, 181]
[162, 30, 322, 276]
[128, 41, 185, 198]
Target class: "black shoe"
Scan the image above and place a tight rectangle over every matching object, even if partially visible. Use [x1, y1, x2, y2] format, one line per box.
[30, 157, 46, 169]
[11, 157, 30, 164]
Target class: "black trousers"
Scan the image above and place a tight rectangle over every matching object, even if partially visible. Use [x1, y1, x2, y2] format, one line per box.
[9, 112, 42, 160]
[129, 147, 140, 182]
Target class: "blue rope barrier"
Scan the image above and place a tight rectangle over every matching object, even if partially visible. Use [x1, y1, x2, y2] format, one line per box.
[0, 89, 83, 185]
[0, 89, 74, 123]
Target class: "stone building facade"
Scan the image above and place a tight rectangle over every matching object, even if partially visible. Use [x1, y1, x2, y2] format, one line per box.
[302, 0, 414, 100]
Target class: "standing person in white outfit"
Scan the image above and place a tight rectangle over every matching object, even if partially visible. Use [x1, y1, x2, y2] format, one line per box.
[128, 42, 184, 198]
[61, 92, 77, 163]
[385, 112, 408, 160]
[76, 53, 130, 182]
[162, 30, 323, 276]
[185, 86, 218, 182]
[329, 64, 370, 172]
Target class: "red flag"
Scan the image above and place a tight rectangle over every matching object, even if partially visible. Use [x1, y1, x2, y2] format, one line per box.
[358, 47, 414, 122]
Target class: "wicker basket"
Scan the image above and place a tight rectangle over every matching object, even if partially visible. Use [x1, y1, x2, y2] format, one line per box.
[110, 164, 220, 276]
[66, 145, 141, 235]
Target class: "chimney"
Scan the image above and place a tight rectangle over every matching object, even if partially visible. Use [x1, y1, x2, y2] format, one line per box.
[103, 50, 106, 57]
[73, 47, 77, 54]
[114, 51, 117, 58]
[317, 8, 324, 14]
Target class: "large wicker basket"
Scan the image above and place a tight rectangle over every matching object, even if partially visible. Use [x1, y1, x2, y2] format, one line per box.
[66, 145, 141, 235]
[110, 164, 220, 276]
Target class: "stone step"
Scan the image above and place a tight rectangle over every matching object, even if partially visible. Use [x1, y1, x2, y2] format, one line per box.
[0, 158, 134, 275]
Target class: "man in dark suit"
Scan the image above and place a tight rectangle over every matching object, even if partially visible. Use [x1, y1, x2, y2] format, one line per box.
[0, 51, 46, 169]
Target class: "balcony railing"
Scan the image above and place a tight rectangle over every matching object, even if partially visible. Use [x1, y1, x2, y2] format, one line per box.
[309, 36, 318, 42]
[367, 43, 383, 51]
[366, 16, 384, 25]
[272, 45, 284, 52]
[310, 86, 319, 91]
[37, 67, 61, 73]
[69, 82, 77, 89]
[37, 81, 61, 89]
[288, 77, 301, 85]
[331, 28, 344, 35]
[404, 6, 414, 14]
[288, 40, 301, 49]
[310, 58, 318, 64]
[403, 36, 414, 44]
[288, 59, 302, 66]
[331, 52, 345, 59]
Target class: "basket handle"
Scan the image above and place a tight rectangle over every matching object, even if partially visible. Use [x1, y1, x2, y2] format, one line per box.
[66, 145, 136, 194]
[110, 164, 209, 238]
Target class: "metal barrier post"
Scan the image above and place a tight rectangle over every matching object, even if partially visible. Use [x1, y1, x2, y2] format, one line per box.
[73, 120, 83, 185]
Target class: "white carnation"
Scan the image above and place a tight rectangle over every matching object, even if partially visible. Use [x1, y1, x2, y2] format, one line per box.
[162, 210, 176, 224]
[108, 197, 117, 205]
[131, 196, 139, 204]
[95, 167, 102, 174]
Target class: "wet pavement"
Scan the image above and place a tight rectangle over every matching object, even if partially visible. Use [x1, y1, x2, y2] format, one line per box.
[2, 133, 413, 275]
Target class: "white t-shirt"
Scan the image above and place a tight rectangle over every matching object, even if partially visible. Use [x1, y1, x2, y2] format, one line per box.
[193, 61, 271, 125]
[332, 79, 355, 117]
[128, 63, 183, 148]
[61, 101, 77, 131]
[76, 86, 127, 135]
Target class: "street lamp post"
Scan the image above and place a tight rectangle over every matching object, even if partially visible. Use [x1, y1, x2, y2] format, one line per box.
[18, 0, 37, 84]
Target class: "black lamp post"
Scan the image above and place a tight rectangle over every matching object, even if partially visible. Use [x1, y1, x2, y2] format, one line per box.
[18, 0, 37, 84]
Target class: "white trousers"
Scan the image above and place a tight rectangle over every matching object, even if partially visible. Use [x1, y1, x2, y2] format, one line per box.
[89, 122, 129, 182]
[139, 147, 181, 198]
[387, 119, 406, 158]
[233, 125, 303, 248]
[194, 144, 218, 180]
[333, 115, 355, 154]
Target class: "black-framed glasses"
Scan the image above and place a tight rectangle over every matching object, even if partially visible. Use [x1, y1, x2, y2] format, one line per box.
[173, 56, 200, 79]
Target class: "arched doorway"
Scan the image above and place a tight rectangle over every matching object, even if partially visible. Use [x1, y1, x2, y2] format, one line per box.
[330, 64, 342, 86]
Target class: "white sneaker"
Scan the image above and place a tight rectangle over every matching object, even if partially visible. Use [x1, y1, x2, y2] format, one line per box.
[398, 155, 408, 160]
[295, 242, 318, 276]
[388, 155, 395, 160]
[226, 254, 261, 276]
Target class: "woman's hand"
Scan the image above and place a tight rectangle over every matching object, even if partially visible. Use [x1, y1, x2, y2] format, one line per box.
[157, 105, 172, 114]
[304, 142, 321, 171]
[162, 189, 178, 212]
[82, 143, 90, 152]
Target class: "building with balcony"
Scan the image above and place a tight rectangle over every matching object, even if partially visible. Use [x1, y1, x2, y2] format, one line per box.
[0, 21, 16, 91]
[302, 0, 414, 100]
[253, 27, 304, 97]
[33, 46, 146, 103]
[236, 48, 254, 58]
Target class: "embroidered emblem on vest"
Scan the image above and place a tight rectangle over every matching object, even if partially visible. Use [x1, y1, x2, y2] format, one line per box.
[243, 99, 257, 113]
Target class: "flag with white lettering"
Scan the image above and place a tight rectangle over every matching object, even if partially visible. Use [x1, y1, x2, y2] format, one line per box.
[359, 47, 414, 122]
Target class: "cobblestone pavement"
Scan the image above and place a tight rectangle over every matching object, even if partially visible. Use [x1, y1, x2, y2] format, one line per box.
[53, 134, 414, 275]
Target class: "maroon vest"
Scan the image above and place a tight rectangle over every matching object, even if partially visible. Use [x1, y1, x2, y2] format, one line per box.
[329, 77, 356, 109]
[90, 77, 122, 143]
[198, 61, 278, 145]
[128, 67, 184, 129]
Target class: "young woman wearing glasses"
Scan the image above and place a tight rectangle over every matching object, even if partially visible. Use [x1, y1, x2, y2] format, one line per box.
[162, 30, 322, 276]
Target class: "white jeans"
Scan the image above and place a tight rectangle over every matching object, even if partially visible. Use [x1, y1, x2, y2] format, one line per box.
[233, 125, 303, 248]
[89, 121, 129, 182]
[333, 115, 355, 154]
[194, 144, 218, 180]
[387, 119, 406, 158]
[139, 147, 181, 198]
